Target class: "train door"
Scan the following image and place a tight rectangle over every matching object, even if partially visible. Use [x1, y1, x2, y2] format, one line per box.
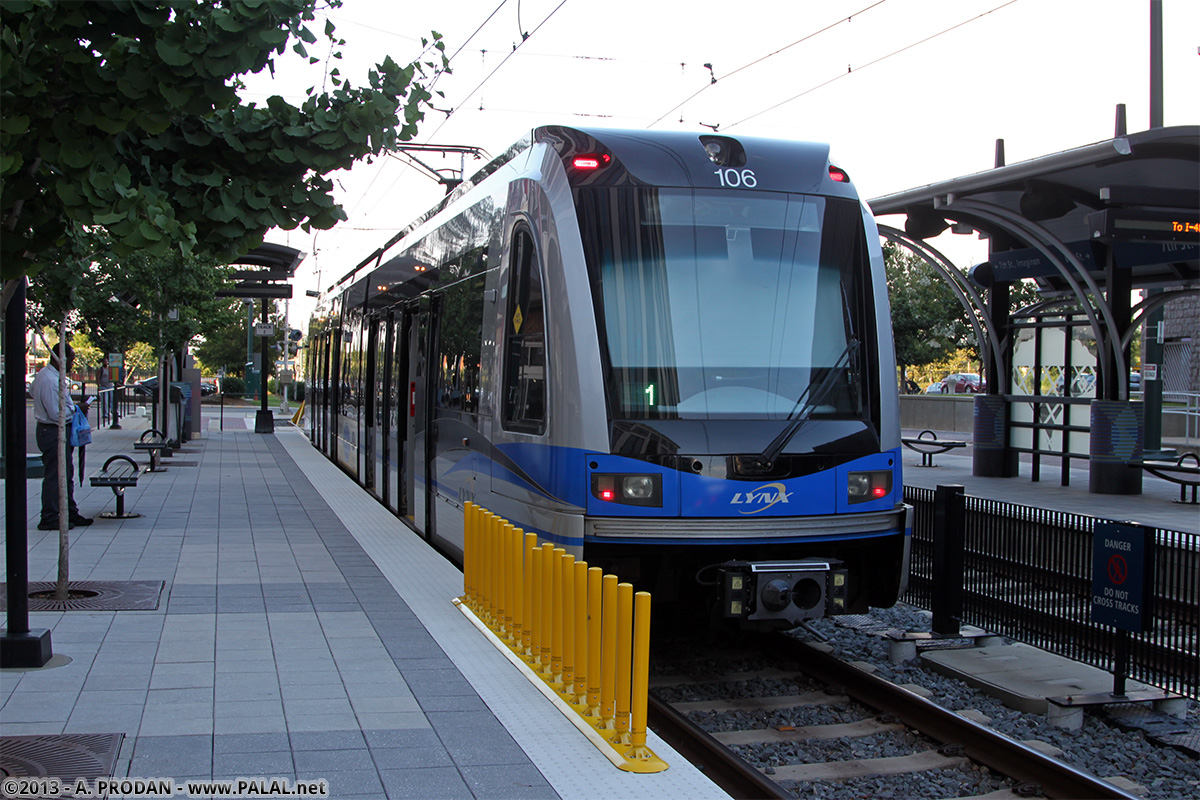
[363, 316, 379, 494]
[378, 313, 395, 510]
[386, 311, 406, 515]
[405, 301, 433, 537]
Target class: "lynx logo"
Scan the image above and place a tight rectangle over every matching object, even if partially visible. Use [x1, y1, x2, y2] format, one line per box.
[731, 482, 793, 515]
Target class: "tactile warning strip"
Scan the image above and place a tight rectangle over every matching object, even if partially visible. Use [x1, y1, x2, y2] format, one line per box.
[0, 580, 163, 612]
[0, 733, 124, 788]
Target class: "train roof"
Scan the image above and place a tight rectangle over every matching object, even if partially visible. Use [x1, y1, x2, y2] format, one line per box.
[323, 126, 859, 302]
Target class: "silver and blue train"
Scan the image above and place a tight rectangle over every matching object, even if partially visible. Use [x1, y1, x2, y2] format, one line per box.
[306, 126, 909, 628]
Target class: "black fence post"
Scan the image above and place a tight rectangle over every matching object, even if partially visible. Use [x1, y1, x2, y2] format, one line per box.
[931, 484, 966, 636]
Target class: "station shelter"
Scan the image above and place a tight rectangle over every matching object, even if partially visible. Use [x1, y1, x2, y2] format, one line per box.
[869, 124, 1198, 495]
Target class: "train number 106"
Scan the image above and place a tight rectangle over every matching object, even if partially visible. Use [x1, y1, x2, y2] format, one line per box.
[714, 168, 757, 188]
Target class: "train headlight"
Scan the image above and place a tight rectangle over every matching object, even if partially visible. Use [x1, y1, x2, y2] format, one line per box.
[591, 474, 662, 507]
[847, 470, 892, 504]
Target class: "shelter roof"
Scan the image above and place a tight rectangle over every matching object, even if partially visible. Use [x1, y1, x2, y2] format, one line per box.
[869, 125, 1199, 292]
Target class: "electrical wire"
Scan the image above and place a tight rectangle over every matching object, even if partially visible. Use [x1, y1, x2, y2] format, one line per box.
[726, 0, 1020, 130]
[647, 0, 892, 128]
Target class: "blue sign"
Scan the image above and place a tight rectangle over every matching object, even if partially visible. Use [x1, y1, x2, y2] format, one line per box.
[1091, 521, 1154, 632]
[985, 241, 1198, 283]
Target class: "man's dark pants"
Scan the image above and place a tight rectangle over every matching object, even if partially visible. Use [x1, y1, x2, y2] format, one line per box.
[36, 421, 79, 526]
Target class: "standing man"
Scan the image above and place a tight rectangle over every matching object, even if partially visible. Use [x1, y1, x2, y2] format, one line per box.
[97, 355, 113, 425]
[32, 343, 93, 531]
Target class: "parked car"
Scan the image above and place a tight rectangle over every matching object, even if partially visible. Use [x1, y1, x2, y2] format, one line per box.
[200, 378, 219, 396]
[1129, 371, 1141, 392]
[130, 377, 158, 397]
[924, 381, 943, 394]
[938, 373, 981, 394]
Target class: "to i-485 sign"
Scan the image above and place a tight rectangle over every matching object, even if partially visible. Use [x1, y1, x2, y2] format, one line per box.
[1091, 521, 1154, 633]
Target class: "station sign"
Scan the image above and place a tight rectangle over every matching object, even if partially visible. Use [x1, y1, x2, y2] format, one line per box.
[254, 323, 275, 337]
[1091, 521, 1154, 632]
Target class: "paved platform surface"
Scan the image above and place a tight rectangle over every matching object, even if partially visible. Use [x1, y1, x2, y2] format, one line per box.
[899, 428, 1198, 534]
[2, 407, 725, 800]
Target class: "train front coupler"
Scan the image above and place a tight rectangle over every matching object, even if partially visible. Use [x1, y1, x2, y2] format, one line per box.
[717, 559, 848, 625]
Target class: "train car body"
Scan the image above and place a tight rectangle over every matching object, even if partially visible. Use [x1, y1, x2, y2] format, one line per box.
[307, 126, 909, 628]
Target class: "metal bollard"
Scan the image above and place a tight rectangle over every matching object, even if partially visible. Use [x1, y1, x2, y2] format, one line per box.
[463, 503, 476, 606]
[587, 566, 603, 717]
[551, 547, 566, 684]
[531, 542, 544, 667]
[540, 544, 554, 674]
[628, 591, 653, 758]
[523, 532, 537, 657]
[612, 582, 634, 744]
[573, 560, 589, 703]
[598, 573, 618, 729]
[561, 554, 576, 693]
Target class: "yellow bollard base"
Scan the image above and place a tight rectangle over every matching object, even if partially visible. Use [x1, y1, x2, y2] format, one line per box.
[453, 597, 668, 774]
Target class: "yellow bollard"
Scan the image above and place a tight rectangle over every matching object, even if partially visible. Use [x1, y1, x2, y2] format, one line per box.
[573, 560, 589, 703]
[561, 554, 576, 695]
[501, 525, 516, 642]
[629, 591, 653, 756]
[612, 582, 634, 744]
[540, 543, 554, 673]
[523, 533, 537, 657]
[463, 502, 474, 604]
[481, 511, 494, 625]
[511, 527, 525, 654]
[598, 573, 618, 729]
[490, 514, 502, 630]
[587, 567, 603, 717]
[551, 547, 566, 683]
[530, 541, 543, 666]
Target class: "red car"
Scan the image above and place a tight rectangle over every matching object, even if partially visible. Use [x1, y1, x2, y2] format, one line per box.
[939, 373, 981, 393]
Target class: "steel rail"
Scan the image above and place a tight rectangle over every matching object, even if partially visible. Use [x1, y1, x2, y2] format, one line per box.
[647, 695, 793, 800]
[762, 633, 1141, 800]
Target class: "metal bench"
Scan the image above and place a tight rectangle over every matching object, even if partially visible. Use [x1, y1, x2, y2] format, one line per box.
[901, 429, 968, 467]
[133, 428, 171, 473]
[90, 454, 143, 519]
[1130, 453, 1200, 505]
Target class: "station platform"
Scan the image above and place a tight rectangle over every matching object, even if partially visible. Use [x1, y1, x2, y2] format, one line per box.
[1, 408, 725, 799]
[899, 428, 1198, 534]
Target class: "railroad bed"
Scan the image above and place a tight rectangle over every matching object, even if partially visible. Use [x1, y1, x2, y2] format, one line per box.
[648, 604, 1199, 799]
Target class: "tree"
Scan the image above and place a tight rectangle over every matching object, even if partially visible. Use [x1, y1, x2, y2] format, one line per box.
[2, 0, 446, 291]
[193, 299, 289, 379]
[885, 242, 969, 388]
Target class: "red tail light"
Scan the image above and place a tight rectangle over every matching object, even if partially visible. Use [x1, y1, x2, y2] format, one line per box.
[829, 166, 849, 183]
[572, 153, 611, 170]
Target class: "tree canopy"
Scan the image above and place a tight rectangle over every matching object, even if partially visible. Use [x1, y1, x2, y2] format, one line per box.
[1, 0, 446, 283]
[885, 242, 969, 380]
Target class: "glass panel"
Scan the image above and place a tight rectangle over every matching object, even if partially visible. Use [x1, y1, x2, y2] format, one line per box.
[579, 188, 866, 420]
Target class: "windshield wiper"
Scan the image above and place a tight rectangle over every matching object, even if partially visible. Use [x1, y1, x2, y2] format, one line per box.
[755, 338, 859, 468]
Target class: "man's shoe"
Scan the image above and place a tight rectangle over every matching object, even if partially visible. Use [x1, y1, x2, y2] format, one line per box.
[69, 515, 94, 527]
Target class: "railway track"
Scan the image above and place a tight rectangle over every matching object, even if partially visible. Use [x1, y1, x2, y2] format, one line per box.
[647, 632, 1143, 800]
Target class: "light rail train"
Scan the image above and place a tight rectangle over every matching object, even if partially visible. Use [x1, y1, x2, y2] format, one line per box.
[306, 126, 909, 628]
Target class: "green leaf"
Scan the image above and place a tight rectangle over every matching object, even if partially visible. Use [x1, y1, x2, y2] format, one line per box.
[155, 40, 192, 67]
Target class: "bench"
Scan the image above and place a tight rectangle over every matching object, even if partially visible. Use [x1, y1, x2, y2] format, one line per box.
[90, 455, 144, 519]
[133, 428, 171, 472]
[901, 429, 968, 467]
[1130, 453, 1200, 505]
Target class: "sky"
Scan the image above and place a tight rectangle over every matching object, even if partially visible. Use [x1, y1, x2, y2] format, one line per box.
[237, 0, 1200, 330]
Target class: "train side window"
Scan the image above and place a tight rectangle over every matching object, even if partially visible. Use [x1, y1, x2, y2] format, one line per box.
[502, 227, 547, 434]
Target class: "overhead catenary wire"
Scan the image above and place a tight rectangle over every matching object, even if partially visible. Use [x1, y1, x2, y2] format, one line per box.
[726, 0, 1020, 130]
[646, 0, 892, 129]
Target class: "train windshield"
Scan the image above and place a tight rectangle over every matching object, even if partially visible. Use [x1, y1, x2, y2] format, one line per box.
[576, 188, 870, 421]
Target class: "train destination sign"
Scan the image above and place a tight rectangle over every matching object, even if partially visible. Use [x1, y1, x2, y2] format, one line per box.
[1088, 209, 1200, 244]
[1091, 521, 1154, 632]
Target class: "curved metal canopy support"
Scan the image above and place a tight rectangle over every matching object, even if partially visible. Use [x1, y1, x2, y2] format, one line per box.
[941, 198, 1129, 399]
[876, 224, 1005, 382]
[1121, 287, 1200, 353]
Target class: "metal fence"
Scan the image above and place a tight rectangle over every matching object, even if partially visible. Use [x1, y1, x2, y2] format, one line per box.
[903, 486, 1200, 700]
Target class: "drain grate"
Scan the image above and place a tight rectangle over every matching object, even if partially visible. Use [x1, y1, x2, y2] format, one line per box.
[0, 733, 123, 791]
[0, 581, 162, 612]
